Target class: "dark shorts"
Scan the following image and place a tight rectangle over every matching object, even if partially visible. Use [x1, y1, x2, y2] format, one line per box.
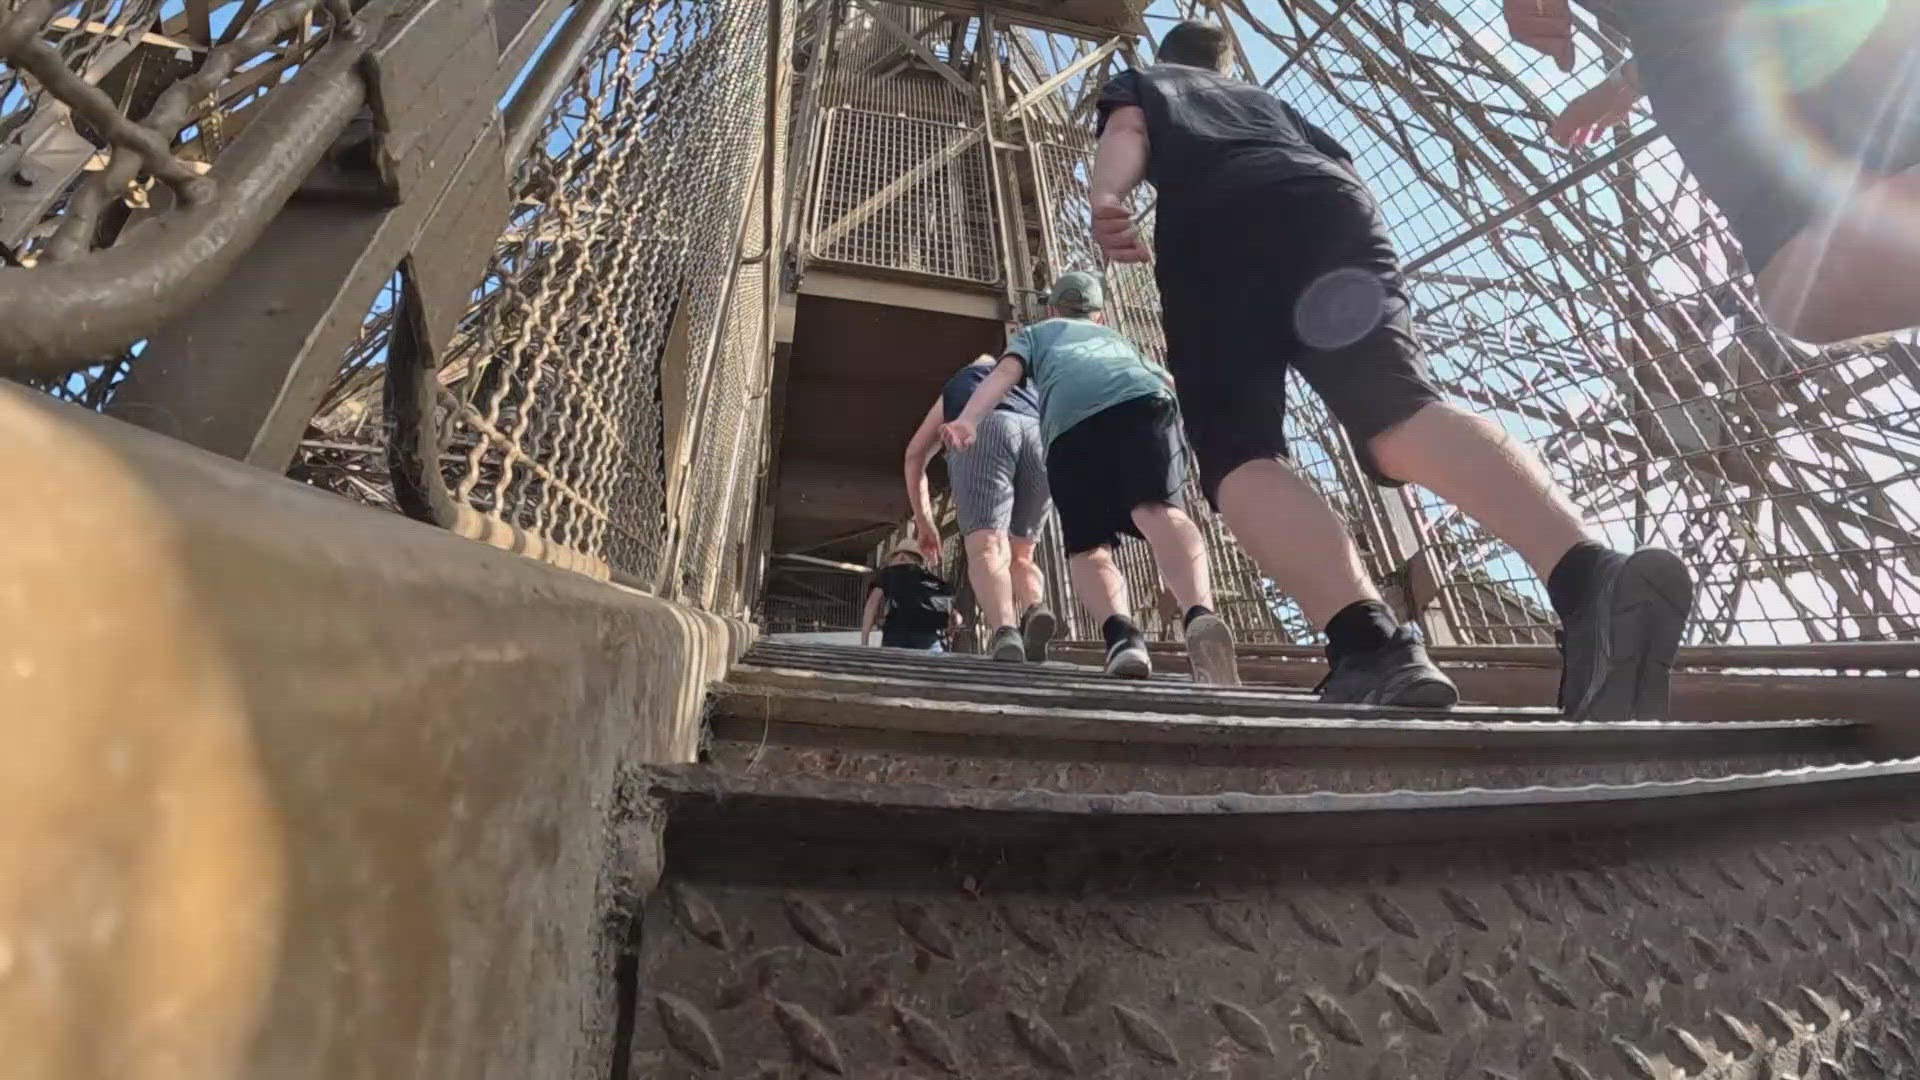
[1045, 394, 1187, 554]
[1619, 0, 1920, 272]
[880, 627, 944, 651]
[1156, 176, 1443, 507]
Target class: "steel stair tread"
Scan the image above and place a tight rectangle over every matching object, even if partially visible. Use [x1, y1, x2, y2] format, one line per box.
[645, 754, 1920, 845]
[708, 680, 1860, 751]
[736, 659, 1556, 719]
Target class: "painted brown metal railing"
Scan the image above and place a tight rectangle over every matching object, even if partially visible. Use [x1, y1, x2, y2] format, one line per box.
[0, 0, 365, 374]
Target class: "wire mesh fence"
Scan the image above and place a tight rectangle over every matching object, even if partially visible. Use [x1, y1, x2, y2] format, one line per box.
[349, 0, 775, 589]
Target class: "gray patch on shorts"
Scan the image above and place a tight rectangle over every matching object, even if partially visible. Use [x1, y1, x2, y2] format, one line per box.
[1294, 267, 1387, 350]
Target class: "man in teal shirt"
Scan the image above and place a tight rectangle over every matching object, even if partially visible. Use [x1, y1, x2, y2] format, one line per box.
[942, 272, 1239, 685]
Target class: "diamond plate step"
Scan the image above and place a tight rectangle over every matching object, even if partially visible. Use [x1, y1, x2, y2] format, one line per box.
[711, 646, 1865, 795]
[631, 758, 1920, 1079]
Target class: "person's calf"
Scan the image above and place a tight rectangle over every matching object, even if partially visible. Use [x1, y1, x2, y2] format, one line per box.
[1068, 546, 1129, 626]
[1365, 402, 1592, 580]
[1009, 537, 1044, 611]
[1129, 501, 1215, 612]
[1215, 458, 1381, 625]
[964, 528, 1017, 631]
[1756, 164, 1920, 344]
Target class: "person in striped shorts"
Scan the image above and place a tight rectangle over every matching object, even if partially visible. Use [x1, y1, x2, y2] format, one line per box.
[904, 356, 1059, 662]
[941, 272, 1241, 685]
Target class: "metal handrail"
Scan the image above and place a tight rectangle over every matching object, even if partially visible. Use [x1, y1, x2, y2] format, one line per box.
[0, 0, 371, 377]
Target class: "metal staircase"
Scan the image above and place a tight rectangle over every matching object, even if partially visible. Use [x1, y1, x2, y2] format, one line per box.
[628, 643, 1920, 1078]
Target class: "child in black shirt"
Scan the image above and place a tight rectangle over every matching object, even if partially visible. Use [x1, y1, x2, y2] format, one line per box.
[861, 547, 956, 651]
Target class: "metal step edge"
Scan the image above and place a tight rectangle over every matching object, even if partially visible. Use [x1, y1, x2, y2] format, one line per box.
[708, 683, 1861, 753]
[741, 649, 1265, 689]
[646, 756, 1920, 848]
[729, 662, 1547, 721]
[743, 644, 1222, 690]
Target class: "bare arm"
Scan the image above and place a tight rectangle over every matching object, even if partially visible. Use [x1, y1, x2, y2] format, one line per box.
[940, 356, 1026, 450]
[1549, 62, 1644, 148]
[1090, 105, 1151, 262]
[860, 587, 884, 646]
[903, 396, 945, 555]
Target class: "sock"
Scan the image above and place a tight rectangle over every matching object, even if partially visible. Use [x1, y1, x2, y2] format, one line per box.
[1102, 614, 1141, 648]
[1547, 541, 1613, 623]
[1324, 599, 1397, 661]
[1183, 605, 1214, 630]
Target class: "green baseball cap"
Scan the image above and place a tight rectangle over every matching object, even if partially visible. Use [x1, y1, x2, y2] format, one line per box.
[1048, 271, 1104, 315]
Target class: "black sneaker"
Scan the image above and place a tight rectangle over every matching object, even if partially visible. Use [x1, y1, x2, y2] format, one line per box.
[1317, 624, 1459, 708]
[988, 625, 1026, 662]
[1185, 612, 1241, 686]
[1104, 634, 1151, 679]
[1019, 605, 1056, 663]
[1558, 548, 1693, 721]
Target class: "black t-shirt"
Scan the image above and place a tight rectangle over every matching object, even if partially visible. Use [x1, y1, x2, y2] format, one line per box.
[870, 564, 953, 633]
[941, 362, 1039, 423]
[1096, 65, 1359, 221]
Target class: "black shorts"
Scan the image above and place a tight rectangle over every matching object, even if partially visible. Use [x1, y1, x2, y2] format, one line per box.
[880, 627, 943, 650]
[1045, 394, 1187, 554]
[1156, 176, 1443, 507]
[1619, 0, 1920, 272]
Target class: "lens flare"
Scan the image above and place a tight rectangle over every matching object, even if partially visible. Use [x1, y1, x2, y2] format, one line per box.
[1294, 267, 1388, 350]
[1715, 0, 1920, 252]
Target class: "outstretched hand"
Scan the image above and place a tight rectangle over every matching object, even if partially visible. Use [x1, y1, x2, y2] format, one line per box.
[941, 419, 977, 451]
[1548, 76, 1637, 147]
[1505, 0, 1574, 73]
[1092, 197, 1151, 264]
[915, 528, 942, 563]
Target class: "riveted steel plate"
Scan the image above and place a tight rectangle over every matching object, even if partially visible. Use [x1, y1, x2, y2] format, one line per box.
[632, 798, 1920, 1078]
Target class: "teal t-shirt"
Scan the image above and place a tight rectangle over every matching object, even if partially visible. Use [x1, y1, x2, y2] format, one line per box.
[1005, 318, 1173, 445]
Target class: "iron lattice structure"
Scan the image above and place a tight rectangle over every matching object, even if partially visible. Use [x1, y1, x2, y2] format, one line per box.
[2, 0, 1917, 645]
[792, 0, 1920, 648]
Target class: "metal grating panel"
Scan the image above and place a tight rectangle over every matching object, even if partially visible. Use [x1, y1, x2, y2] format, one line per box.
[424, 0, 771, 583]
[810, 108, 1003, 284]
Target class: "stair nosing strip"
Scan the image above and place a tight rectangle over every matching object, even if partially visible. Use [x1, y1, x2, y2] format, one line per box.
[710, 681, 1857, 750]
[649, 754, 1920, 818]
[731, 661, 1538, 716]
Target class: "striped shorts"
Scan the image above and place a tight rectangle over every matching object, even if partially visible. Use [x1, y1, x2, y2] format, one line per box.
[947, 410, 1051, 538]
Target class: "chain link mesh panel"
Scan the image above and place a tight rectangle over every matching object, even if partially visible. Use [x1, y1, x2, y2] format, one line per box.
[413, 0, 771, 585]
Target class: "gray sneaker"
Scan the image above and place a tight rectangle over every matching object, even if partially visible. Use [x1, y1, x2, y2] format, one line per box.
[1317, 624, 1459, 708]
[1103, 634, 1152, 679]
[988, 625, 1026, 662]
[1558, 548, 1693, 721]
[1185, 613, 1241, 686]
[1019, 605, 1056, 663]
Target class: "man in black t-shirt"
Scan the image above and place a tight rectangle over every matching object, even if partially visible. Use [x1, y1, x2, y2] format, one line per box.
[1510, 0, 1918, 344]
[1090, 21, 1693, 720]
[861, 547, 956, 652]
